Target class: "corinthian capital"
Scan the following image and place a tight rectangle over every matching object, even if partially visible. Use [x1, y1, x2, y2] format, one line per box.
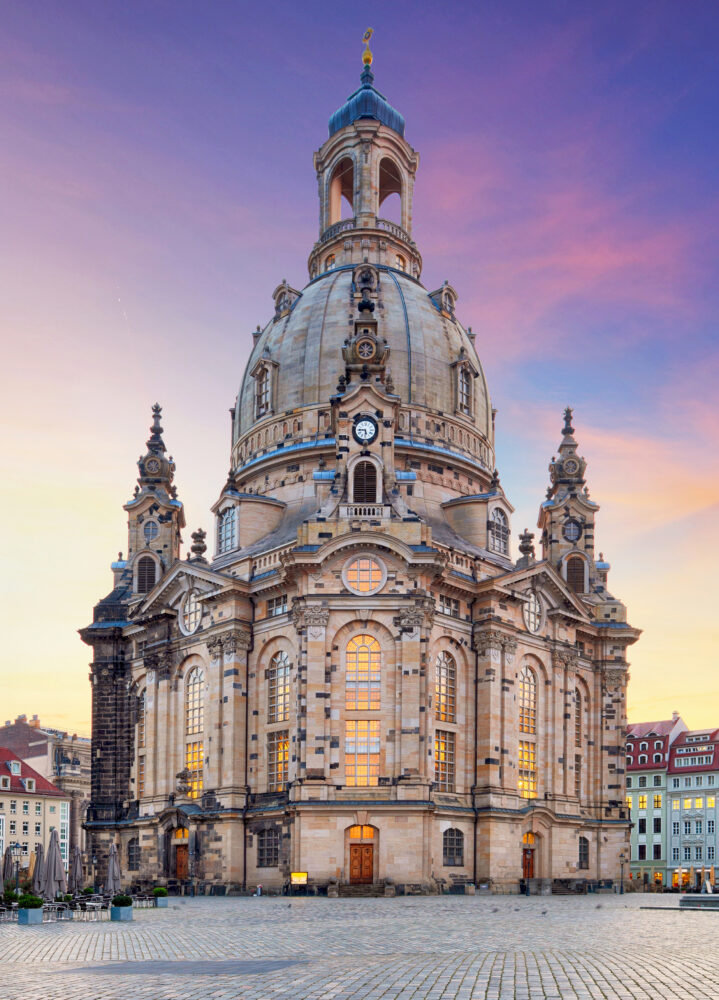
[223, 628, 252, 655]
[206, 636, 224, 662]
[472, 627, 505, 655]
[292, 600, 330, 632]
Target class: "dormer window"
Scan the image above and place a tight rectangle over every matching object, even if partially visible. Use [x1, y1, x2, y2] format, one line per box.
[488, 508, 509, 556]
[24, 778, 35, 792]
[251, 357, 278, 421]
[256, 367, 269, 417]
[458, 367, 472, 415]
[10, 761, 21, 776]
[217, 507, 237, 555]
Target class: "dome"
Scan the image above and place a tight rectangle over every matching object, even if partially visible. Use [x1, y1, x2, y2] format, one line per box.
[234, 266, 492, 448]
[328, 66, 405, 138]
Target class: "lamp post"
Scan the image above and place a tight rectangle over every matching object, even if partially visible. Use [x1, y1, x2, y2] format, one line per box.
[10, 842, 23, 895]
[619, 850, 627, 895]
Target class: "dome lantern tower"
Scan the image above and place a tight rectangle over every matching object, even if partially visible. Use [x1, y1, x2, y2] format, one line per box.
[309, 34, 421, 280]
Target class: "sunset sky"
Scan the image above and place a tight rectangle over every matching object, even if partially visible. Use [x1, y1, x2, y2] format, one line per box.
[1, 1, 718, 735]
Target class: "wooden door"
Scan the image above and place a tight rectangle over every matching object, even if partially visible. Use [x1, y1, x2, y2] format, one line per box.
[350, 844, 373, 884]
[176, 844, 189, 879]
[522, 848, 534, 879]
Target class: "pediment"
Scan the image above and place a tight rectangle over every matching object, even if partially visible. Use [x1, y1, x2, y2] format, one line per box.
[489, 560, 593, 623]
[133, 561, 234, 618]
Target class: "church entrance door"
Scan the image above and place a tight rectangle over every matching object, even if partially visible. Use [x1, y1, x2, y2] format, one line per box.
[522, 848, 534, 879]
[350, 844, 373, 884]
[176, 844, 189, 880]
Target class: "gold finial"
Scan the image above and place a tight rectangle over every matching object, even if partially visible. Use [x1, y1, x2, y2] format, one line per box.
[362, 27, 374, 66]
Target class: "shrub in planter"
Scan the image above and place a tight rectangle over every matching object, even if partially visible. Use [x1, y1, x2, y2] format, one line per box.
[62, 894, 73, 903]
[110, 894, 133, 921]
[153, 887, 169, 908]
[3, 890, 18, 905]
[17, 894, 44, 925]
[82, 886, 95, 895]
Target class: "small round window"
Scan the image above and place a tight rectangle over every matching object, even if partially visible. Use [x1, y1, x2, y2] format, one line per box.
[182, 591, 201, 634]
[523, 592, 541, 633]
[343, 556, 386, 595]
[563, 519, 581, 543]
[143, 521, 159, 542]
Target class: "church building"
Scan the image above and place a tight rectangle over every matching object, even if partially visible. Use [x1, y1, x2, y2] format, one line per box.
[82, 42, 638, 894]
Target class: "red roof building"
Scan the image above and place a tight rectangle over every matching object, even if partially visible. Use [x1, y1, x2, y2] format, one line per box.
[0, 747, 70, 866]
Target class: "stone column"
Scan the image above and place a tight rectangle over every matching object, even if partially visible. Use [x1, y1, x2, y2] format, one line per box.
[472, 628, 505, 791]
[393, 601, 433, 786]
[144, 667, 157, 798]
[292, 602, 330, 783]
[217, 629, 252, 795]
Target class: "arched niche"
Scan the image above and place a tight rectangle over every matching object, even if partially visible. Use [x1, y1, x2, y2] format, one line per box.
[329, 156, 354, 224]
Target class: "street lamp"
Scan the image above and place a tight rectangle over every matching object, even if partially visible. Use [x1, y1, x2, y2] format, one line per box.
[618, 850, 627, 895]
[10, 842, 23, 895]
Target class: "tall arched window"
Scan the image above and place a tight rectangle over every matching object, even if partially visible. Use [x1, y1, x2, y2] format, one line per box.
[443, 828, 464, 866]
[352, 461, 378, 504]
[217, 507, 236, 554]
[256, 367, 269, 418]
[574, 688, 583, 799]
[136, 690, 146, 798]
[435, 651, 456, 724]
[488, 509, 509, 555]
[566, 556, 585, 594]
[578, 836, 589, 870]
[519, 665, 537, 800]
[458, 367, 472, 415]
[346, 635, 381, 711]
[185, 667, 204, 799]
[137, 556, 157, 594]
[268, 650, 291, 723]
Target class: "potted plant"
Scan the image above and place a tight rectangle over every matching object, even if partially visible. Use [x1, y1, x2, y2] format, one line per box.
[81, 886, 95, 895]
[17, 894, 44, 925]
[110, 894, 133, 922]
[152, 886, 169, 908]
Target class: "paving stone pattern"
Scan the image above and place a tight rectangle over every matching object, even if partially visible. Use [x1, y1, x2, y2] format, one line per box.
[1, 895, 715, 999]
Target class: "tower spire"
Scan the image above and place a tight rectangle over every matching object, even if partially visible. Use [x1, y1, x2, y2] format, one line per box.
[145, 402, 167, 455]
[136, 402, 176, 494]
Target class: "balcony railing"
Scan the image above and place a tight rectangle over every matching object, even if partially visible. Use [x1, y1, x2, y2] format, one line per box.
[339, 503, 389, 519]
[317, 217, 416, 248]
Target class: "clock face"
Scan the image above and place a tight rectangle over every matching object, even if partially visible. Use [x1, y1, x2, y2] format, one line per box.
[564, 519, 581, 542]
[146, 458, 160, 474]
[357, 338, 376, 360]
[353, 417, 378, 444]
[564, 459, 579, 475]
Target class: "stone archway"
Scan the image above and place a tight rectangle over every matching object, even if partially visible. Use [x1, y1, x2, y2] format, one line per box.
[345, 823, 378, 885]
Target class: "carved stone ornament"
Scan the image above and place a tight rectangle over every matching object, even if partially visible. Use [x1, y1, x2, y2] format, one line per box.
[175, 769, 191, 795]
[393, 609, 425, 633]
[603, 667, 626, 689]
[502, 637, 518, 664]
[472, 627, 505, 655]
[552, 649, 579, 671]
[292, 602, 330, 632]
[222, 629, 252, 655]
[206, 636, 224, 661]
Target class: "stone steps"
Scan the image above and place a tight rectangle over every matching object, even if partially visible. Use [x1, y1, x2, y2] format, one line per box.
[337, 883, 386, 898]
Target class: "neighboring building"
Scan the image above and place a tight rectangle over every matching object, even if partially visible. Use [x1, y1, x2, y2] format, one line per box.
[0, 748, 71, 868]
[81, 45, 639, 894]
[0, 715, 90, 855]
[625, 715, 687, 887]
[667, 728, 719, 889]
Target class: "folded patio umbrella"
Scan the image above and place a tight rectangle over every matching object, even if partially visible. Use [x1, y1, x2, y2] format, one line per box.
[40, 829, 67, 900]
[105, 843, 122, 895]
[68, 846, 83, 893]
[2, 846, 14, 883]
[32, 844, 45, 896]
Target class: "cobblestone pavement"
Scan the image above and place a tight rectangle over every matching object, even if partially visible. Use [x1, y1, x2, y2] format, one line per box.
[1, 894, 715, 999]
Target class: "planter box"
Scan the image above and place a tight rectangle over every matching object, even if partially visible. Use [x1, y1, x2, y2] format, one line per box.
[18, 908, 43, 925]
[110, 906, 133, 922]
[155, 896, 169, 908]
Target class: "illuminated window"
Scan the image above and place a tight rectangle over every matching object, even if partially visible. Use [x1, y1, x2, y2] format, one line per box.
[268, 651, 291, 723]
[574, 690, 582, 747]
[435, 652, 456, 724]
[638, 795, 647, 809]
[519, 666, 536, 734]
[137, 556, 157, 594]
[325, 254, 335, 272]
[173, 827, 188, 840]
[185, 741, 203, 799]
[435, 730, 455, 791]
[345, 557, 383, 595]
[218, 507, 236, 554]
[672, 799, 680, 810]
[519, 741, 537, 799]
[443, 828, 463, 866]
[349, 825, 374, 840]
[625, 795, 632, 810]
[346, 635, 381, 711]
[566, 556, 585, 594]
[696, 797, 703, 809]
[574, 754, 582, 799]
[345, 720, 380, 786]
[578, 836, 589, 870]
[137, 756, 145, 799]
[395, 254, 406, 272]
[708, 796, 716, 808]
[257, 828, 280, 868]
[267, 731, 289, 792]
[683, 797, 692, 810]
[488, 508, 509, 555]
[653, 794, 662, 809]
[127, 838, 140, 871]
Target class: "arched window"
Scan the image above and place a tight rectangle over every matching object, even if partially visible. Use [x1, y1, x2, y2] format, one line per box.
[435, 651, 456, 724]
[218, 507, 236, 554]
[324, 254, 336, 271]
[352, 461, 378, 504]
[458, 367, 472, 416]
[443, 828, 464, 866]
[519, 667, 536, 735]
[127, 837, 141, 871]
[395, 254, 406, 272]
[137, 556, 157, 594]
[653, 753, 662, 763]
[268, 650, 290, 723]
[566, 556, 585, 594]
[488, 508, 509, 555]
[519, 665, 537, 800]
[346, 635, 381, 711]
[578, 836, 589, 870]
[639, 754, 648, 764]
[185, 667, 204, 799]
[639, 742, 648, 751]
[257, 827, 281, 867]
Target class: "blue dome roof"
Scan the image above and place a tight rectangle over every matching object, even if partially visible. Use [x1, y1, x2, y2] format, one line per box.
[328, 66, 405, 138]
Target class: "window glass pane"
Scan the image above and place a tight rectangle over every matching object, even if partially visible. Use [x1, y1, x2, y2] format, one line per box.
[434, 730, 455, 791]
[345, 720, 380, 786]
[346, 635, 381, 711]
[435, 652, 456, 724]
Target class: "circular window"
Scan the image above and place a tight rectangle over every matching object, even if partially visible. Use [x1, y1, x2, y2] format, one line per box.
[523, 592, 542, 633]
[563, 519, 582, 542]
[342, 555, 386, 595]
[357, 338, 376, 360]
[143, 521, 159, 542]
[181, 591, 201, 634]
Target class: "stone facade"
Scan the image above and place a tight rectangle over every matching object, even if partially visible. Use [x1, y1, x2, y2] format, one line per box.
[82, 50, 639, 894]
